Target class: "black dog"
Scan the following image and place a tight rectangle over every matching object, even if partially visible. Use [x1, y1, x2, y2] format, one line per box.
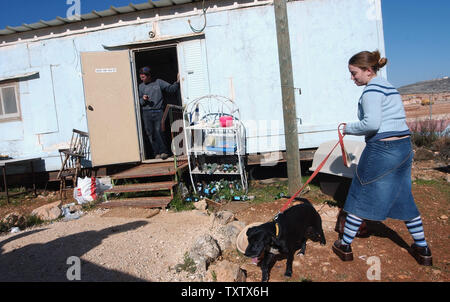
[244, 199, 326, 281]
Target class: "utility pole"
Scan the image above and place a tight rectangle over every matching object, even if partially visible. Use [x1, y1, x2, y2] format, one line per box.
[273, 0, 302, 195]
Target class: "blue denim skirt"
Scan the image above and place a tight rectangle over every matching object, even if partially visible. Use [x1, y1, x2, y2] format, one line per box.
[343, 137, 420, 221]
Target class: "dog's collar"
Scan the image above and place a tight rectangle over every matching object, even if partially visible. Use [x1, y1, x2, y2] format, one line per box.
[275, 222, 280, 238]
[273, 212, 282, 239]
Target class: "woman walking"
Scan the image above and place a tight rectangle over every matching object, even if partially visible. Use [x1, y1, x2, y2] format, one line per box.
[332, 50, 432, 266]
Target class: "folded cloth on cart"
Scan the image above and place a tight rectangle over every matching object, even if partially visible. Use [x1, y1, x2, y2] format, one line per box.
[206, 143, 237, 153]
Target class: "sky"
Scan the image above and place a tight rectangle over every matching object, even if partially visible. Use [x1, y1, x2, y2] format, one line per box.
[0, 0, 448, 88]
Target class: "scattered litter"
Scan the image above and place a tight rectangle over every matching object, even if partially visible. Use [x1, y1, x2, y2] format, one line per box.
[61, 204, 83, 221]
[300, 185, 311, 195]
[63, 211, 83, 221]
[62, 202, 75, 208]
[73, 176, 111, 205]
[10, 227, 20, 233]
[274, 192, 286, 199]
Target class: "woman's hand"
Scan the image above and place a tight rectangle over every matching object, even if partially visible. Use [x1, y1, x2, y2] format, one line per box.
[339, 123, 347, 135]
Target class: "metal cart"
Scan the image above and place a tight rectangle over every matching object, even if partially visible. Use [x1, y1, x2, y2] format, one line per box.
[183, 95, 247, 194]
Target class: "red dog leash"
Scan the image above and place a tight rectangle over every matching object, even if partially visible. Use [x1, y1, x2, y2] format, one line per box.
[278, 123, 349, 214]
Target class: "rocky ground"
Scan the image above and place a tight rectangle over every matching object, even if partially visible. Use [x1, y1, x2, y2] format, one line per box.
[0, 154, 448, 282]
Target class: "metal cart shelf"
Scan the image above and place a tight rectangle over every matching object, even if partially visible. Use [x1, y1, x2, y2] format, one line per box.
[183, 95, 247, 194]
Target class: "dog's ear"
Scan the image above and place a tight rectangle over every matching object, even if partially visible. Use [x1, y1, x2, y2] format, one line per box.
[263, 231, 272, 245]
[246, 226, 258, 237]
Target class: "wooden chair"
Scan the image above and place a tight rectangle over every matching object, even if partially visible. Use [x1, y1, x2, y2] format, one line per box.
[57, 129, 90, 199]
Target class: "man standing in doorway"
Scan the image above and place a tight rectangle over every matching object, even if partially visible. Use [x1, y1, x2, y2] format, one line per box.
[138, 66, 180, 160]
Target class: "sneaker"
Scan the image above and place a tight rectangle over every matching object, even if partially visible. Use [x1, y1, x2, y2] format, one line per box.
[160, 153, 169, 160]
[154, 154, 161, 159]
[409, 244, 432, 266]
[332, 240, 354, 261]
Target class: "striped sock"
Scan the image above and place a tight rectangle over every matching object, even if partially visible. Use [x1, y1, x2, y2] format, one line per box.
[341, 214, 363, 245]
[405, 216, 428, 247]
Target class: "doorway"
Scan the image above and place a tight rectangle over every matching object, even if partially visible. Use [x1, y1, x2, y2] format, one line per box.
[133, 46, 182, 161]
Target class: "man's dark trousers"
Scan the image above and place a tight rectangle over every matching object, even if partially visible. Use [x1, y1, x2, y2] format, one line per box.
[142, 109, 169, 156]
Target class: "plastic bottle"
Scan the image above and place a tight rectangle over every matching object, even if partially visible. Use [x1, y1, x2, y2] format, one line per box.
[196, 182, 203, 194]
[193, 104, 200, 123]
[209, 163, 218, 175]
[192, 104, 202, 147]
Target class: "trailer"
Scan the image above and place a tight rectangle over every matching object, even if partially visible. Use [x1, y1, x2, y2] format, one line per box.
[0, 0, 384, 176]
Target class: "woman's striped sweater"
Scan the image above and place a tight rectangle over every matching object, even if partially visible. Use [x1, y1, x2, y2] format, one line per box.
[345, 76, 410, 142]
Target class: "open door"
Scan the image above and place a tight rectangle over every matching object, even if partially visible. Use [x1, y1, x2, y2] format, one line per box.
[81, 50, 141, 167]
[177, 39, 210, 102]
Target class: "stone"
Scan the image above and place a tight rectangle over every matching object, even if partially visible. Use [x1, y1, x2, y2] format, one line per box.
[207, 260, 246, 282]
[224, 220, 245, 236]
[214, 211, 235, 225]
[31, 200, 62, 221]
[69, 204, 83, 213]
[188, 234, 221, 272]
[223, 220, 246, 246]
[194, 199, 208, 211]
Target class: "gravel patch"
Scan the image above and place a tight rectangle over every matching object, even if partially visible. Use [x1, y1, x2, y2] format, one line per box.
[0, 208, 230, 282]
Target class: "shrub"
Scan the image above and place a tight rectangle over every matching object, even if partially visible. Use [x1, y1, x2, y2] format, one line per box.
[432, 136, 450, 162]
[174, 252, 197, 274]
[169, 191, 195, 212]
[0, 214, 44, 234]
[408, 119, 449, 148]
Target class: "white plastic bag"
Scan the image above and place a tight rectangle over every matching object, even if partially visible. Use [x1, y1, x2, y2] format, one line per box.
[73, 177, 98, 204]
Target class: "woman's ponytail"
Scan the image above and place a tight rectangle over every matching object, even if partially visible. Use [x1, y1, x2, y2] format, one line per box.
[349, 50, 388, 73]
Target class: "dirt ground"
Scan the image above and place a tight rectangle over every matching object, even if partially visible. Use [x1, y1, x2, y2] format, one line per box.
[1, 105, 449, 282]
[404, 102, 450, 121]
[225, 178, 449, 282]
[0, 156, 448, 282]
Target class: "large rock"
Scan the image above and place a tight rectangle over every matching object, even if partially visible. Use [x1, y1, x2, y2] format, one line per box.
[207, 260, 246, 282]
[188, 234, 221, 271]
[213, 211, 235, 225]
[31, 201, 62, 221]
[224, 220, 246, 237]
[194, 199, 208, 211]
[221, 220, 246, 249]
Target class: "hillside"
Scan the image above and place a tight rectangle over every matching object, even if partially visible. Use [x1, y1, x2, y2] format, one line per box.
[398, 77, 450, 94]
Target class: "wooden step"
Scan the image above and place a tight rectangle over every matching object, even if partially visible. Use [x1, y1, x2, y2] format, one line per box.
[110, 162, 178, 180]
[105, 181, 177, 194]
[100, 197, 172, 209]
